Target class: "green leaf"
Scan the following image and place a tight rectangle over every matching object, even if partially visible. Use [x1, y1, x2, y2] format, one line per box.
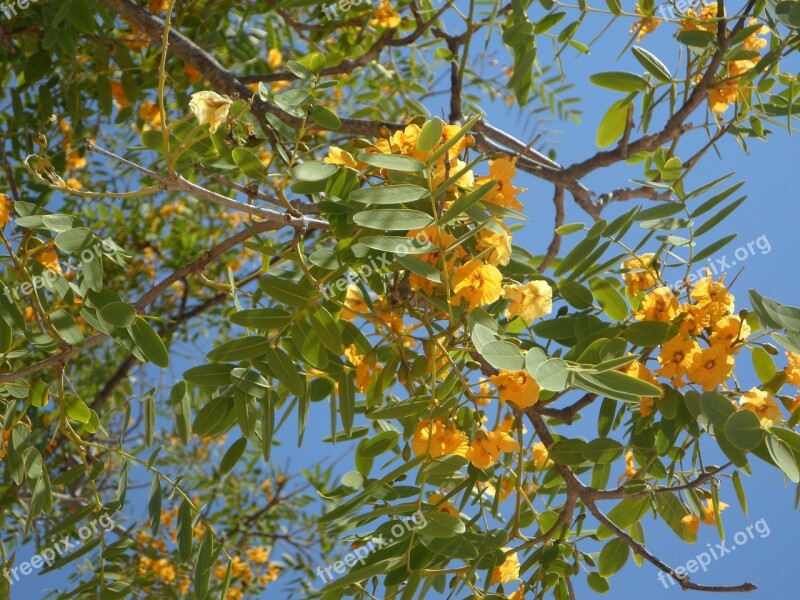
[261, 395, 275, 461]
[724, 410, 763, 450]
[66, 395, 92, 424]
[694, 196, 746, 236]
[144, 392, 155, 447]
[596, 498, 649, 539]
[438, 180, 497, 223]
[752, 347, 778, 384]
[350, 184, 428, 205]
[529, 358, 569, 391]
[309, 104, 342, 130]
[358, 236, 437, 255]
[357, 152, 426, 172]
[258, 277, 311, 307]
[693, 233, 737, 263]
[587, 573, 611, 594]
[129, 317, 169, 368]
[397, 255, 443, 284]
[230, 308, 291, 330]
[589, 71, 648, 92]
[357, 431, 400, 459]
[417, 118, 443, 152]
[99, 301, 137, 328]
[194, 531, 215, 600]
[207, 336, 270, 362]
[417, 512, 465, 538]
[231, 147, 267, 179]
[623, 321, 679, 346]
[631, 46, 672, 83]
[598, 538, 629, 577]
[54, 227, 94, 253]
[732, 471, 748, 515]
[353, 208, 434, 231]
[291, 160, 337, 182]
[263, 346, 306, 397]
[583, 438, 624, 464]
[148, 475, 162, 535]
[700, 391, 736, 431]
[548, 438, 588, 465]
[479, 341, 525, 371]
[220, 437, 248, 474]
[765, 434, 800, 482]
[50, 309, 85, 347]
[338, 370, 355, 437]
[596, 100, 630, 148]
[177, 499, 194, 563]
[589, 278, 628, 321]
[311, 308, 343, 353]
[655, 492, 695, 542]
[184, 363, 235, 387]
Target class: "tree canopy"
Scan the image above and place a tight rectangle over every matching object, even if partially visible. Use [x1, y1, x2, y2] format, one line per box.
[1, 0, 800, 598]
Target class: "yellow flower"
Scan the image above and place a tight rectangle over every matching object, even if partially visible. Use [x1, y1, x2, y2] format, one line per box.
[739, 388, 781, 427]
[411, 419, 469, 458]
[507, 586, 526, 600]
[65, 178, 83, 191]
[477, 221, 513, 266]
[531, 442, 550, 469]
[489, 370, 540, 409]
[475, 157, 527, 211]
[491, 549, 520, 585]
[634, 287, 679, 322]
[189, 91, 233, 133]
[678, 303, 710, 338]
[621, 253, 658, 296]
[503, 280, 553, 324]
[429, 493, 460, 516]
[786, 352, 800, 386]
[618, 451, 637, 484]
[476, 380, 493, 406]
[679, 3, 721, 33]
[686, 344, 735, 391]
[324, 146, 360, 169]
[407, 225, 462, 295]
[246, 547, 270, 564]
[36, 246, 62, 275]
[681, 514, 700, 536]
[709, 315, 750, 353]
[0, 193, 12, 227]
[450, 259, 503, 310]
[267, 48, 283, 69]
[184, 63, 202, 84]
[111, 80, 130, 108]
[344, 344, 381, 392]
[743, 19, 769, 52]
[370, 0, 402, 29]
[629, 3, 660, 41]
[690, 273, 734, 323]
[621, 361, 663, 416]
[700, 499, 728, 525]
[465, 429, 520, 469]
[138, 101, 162, 129]
[341, 285, 368, 320]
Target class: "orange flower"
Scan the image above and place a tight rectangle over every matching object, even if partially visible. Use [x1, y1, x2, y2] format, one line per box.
[739, 388, 781, 427]
[465, 429, 520, 469]
[110, 80, 130, 108]
[634, 287, 679, 322]
[620, 253, 658, 296]
[531, 442, 550, 469]
[344, 344, 381, 392]
[657, 337, 700, 387]
[786, 352, 800, 387]
[429, 493, 460, 516]
[489, 370, 540, 409]
[0, 193, 12, 227]
[681, 514, 700, 536]
[450, 259, 503, 310]
[491, 549, 520, 585]
[411, 419, 469, 458]
[700, 499, 728, 525]
[475, 157, 527, 211]
[621, 361, 663, 416]
[686, 344, 735, 391]
[629, 3, 660, 41]
[709, 315, 750, 353]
